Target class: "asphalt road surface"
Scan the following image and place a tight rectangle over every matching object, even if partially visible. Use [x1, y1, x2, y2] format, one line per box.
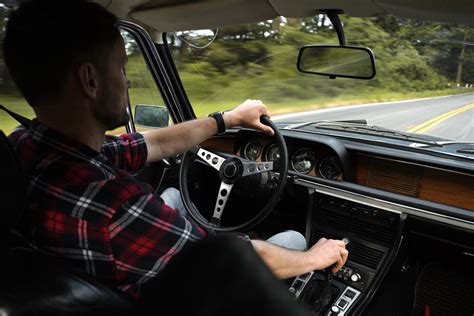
[272, 93, 474, 142]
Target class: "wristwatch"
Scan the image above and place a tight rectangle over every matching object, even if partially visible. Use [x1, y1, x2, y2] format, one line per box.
[208, 111, 226, 135]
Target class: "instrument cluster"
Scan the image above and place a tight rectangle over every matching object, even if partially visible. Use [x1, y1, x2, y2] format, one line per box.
[241, 139, 343, 180]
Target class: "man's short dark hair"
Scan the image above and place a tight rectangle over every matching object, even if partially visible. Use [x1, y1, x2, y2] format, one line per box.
[3, 0, 120, 106]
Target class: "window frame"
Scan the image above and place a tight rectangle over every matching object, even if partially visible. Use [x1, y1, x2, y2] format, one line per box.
[118, 20, 186, 131]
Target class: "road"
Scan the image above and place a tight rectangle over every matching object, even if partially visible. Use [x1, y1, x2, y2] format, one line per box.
[272, 93, 474, 142]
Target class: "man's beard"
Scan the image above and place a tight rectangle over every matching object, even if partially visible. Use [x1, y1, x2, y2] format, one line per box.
[93, 83, 130, 131]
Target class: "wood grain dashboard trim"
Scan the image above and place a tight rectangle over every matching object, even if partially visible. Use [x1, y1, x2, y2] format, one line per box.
[356, 154, 474, 211]
[200, 137, 234, 153]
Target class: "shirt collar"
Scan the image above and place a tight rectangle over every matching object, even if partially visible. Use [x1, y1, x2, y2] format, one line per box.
[29, 119, 110, 166]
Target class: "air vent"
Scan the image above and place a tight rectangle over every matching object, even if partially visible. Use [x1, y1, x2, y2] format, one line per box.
[310, 230, 385, 270]
[312, 195, 399, 245]
[349, 243, 385, 270]
[366, 158, 422, 197]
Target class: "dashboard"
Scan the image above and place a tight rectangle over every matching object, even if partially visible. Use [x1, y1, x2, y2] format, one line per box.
[218, 129, 348, 182]
[197, 127, 473, 315]
[200, 128, 474, 228]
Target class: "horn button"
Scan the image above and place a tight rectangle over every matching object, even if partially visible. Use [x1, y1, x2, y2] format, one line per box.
[220, 158, 243, 183]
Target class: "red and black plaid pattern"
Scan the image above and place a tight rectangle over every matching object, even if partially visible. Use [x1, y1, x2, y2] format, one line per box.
[8, 120, 206, 298]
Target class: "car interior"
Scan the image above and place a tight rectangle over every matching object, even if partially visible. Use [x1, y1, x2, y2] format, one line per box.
[1, 0, 473, 315]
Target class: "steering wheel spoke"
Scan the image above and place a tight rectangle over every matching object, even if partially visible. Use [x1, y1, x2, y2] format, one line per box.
[192, 146, 226, 172]
[241, 160, 273, 177]
[210, 182, 234, 226]
[180, 116, 288, 232]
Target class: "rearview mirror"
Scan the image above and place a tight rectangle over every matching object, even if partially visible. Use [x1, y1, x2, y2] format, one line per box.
[134, 105, 169, 128]
[297, 45, 376, 79]
[174, 29, 218, 49]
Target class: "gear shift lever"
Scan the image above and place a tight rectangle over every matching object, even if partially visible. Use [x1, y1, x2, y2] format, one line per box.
[327, 238, 350, 282]
[307, 237, 350, 314]
[328, 237, 350, 282]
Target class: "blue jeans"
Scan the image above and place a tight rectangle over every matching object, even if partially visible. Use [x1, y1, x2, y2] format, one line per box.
[160, 187, 189, 218]
[160, 187, 307, 251]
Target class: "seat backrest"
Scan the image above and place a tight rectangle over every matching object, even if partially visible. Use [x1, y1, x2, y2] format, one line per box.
[0, 129, 134, 315]
[0, 130, 27, 247]
[0, 129, 313, 316]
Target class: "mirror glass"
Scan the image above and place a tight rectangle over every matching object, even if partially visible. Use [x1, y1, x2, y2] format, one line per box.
[134, 105, 169, 128]
[174, 29, 218, 49]
[298, 46, 375, 79]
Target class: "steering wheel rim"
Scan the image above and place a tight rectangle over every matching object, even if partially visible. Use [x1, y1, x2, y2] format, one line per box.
[179, 116, 288, 232]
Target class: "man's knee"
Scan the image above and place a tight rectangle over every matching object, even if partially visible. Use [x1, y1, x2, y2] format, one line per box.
[266, 230, 307, 251]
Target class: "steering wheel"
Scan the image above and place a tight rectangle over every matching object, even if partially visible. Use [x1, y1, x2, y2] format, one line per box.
[179, 116, 288, 232]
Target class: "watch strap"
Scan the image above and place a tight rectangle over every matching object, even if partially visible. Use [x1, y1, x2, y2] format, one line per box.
[208, 111, 226, 135]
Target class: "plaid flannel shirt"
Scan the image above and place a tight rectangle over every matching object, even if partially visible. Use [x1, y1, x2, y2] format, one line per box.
[8, 119, 207, 298]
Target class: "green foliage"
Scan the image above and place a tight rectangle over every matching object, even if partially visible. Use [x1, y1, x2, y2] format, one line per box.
[169, 15, 471, 115]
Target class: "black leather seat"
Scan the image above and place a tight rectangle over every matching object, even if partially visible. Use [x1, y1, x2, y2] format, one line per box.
[0, 130, 134, 315]
[0, 128, 314, 316]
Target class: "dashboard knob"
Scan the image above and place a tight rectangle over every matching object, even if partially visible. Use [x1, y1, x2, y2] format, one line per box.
[330, 305, 341, 315]
[350, 273, 361, 282]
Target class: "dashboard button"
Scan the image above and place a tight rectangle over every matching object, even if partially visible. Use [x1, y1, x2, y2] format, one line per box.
[338, 298, 348, 309]
[344, 289, 356, 299]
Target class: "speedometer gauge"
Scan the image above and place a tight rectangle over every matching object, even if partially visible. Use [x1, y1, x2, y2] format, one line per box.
[318, 156, 342, 179]
[265, 143, 280, 162]
[243, 141, 262, 161]
[291, 149, 316, 174]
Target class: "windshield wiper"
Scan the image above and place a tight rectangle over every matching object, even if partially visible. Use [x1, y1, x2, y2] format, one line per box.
[284, 119, 368, 130]
[415, 141, 474, 154]
[287, 120, 440, 145]
[432, 140, 474, 146]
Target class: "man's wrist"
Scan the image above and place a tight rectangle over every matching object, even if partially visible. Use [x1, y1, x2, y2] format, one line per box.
[208, 111, 226, 134]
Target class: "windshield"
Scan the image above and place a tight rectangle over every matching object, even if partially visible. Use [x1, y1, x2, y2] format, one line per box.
[168, 15, 474, 143]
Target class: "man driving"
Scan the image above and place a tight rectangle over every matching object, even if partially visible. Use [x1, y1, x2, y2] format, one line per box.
[4, 0, 348, 299]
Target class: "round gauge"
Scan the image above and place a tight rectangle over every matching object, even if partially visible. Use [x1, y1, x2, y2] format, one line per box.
[265, 143, 280, 162]
[291, 149, 316, 174]
[318, 156, 342, 180]
[243, 141, 262, 161]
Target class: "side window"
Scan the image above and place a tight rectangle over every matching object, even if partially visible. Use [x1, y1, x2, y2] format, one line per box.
[109, 29, 170, 135]
[0, 16, 168, 136]
[0, 5, 33, 135]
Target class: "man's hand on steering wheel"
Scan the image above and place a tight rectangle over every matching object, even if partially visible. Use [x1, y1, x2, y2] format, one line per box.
[179, 101, 288, 232]
[223, 99, 274, 136]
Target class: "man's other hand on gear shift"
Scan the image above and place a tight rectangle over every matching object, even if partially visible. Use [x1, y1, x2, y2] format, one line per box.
[305, 238, 349, 273]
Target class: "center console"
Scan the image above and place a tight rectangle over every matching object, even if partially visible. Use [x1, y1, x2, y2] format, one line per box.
[289, 192, 405, 315]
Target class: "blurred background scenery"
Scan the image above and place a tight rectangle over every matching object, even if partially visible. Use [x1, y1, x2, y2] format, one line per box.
[1, 4, 473, 136]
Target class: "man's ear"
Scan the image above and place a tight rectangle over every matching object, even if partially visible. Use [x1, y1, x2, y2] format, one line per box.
[77, 63, 100, 99]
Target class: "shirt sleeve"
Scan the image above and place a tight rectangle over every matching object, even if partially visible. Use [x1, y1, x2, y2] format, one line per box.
[109, 190, 207, 286]
[102, 133, 148, 173]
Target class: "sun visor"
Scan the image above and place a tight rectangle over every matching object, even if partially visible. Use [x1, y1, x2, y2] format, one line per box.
[269, 0, 384, 18]
[271, 0, 474, 25]
[375, 0, 474, 26]
[130, 0, 278, 32]
[105, 0, 474, 33]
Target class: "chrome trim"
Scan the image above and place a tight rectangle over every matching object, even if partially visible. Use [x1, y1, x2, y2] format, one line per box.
[290, 148, 316, 174]
[212, 182, 234, 221]
[243, 141, 262, 161]
[293, 178, 474, 230]
[332, 286, 361, 316]
[196, 148, 226, 171]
